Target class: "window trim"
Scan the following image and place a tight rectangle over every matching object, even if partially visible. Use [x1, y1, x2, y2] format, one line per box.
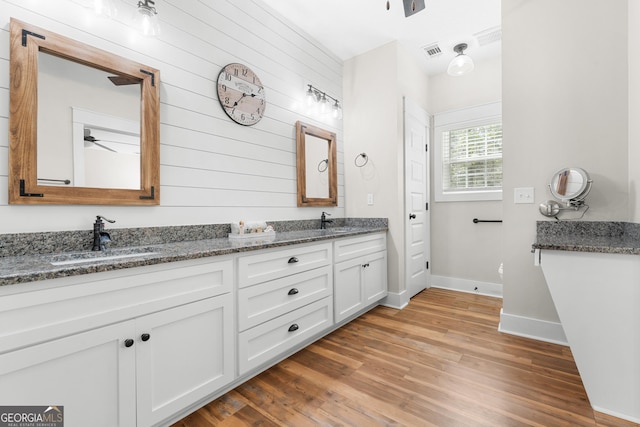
[434, 102, 502, 202]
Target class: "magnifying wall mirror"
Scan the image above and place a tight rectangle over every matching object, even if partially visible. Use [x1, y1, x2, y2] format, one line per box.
[296, 121, 337, 207]
[540, 167, 592, 217]
[9, 18, 160, 205]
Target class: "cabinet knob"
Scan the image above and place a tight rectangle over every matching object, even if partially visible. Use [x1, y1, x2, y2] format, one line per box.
[288, 256, 299, 264]
[409, 213, 416, 220]
[141, 333, 151, 342]
[288, 324, 299, 332]
[124, 338, 134, 348]
[288, 288, 299, 295]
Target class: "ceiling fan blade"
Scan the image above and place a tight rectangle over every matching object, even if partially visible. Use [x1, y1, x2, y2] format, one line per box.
[108, 75, 141, 86]
[402, 0, 425, 17]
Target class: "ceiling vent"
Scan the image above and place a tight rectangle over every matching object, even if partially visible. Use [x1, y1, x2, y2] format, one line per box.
[474, 26, 502, 46]
[422, 43, 442, 59]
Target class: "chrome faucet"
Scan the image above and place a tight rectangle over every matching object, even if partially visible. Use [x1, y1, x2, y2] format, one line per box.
[92, 215, 116, 251]
[320, 211, 333, 229]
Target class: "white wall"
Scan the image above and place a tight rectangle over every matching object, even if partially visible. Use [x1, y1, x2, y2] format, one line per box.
[0, 0, 344, 234]
[343, 41, 429, 298]
[428, 57, 502, 288]
[629, 0, 640, 220]
[502, 0, 628, 334]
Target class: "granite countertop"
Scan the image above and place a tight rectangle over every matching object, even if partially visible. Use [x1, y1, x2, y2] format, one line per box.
[0, 223, 387, 287]
[532, 221, 640, 255]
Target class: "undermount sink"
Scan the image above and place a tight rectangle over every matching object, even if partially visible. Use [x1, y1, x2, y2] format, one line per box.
[320, 227, 354, 234]
[50, 248, 159, 266]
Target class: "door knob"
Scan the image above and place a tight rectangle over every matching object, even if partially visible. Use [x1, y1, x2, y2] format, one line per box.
[409, 213, 416, 219]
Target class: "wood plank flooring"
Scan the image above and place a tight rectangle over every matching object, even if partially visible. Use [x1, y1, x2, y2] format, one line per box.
[171, 288, 638, 427]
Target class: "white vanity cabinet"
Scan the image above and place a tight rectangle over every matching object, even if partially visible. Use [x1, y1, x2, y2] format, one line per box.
[0, 257, 235, 427]
[237, 242, 334, 375]
[334, 233, 388, 323]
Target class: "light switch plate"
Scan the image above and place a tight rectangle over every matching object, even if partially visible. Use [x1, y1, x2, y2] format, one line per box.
[514, 187, 535, 204]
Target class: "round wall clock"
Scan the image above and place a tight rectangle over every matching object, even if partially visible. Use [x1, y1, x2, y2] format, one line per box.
[217, 63, 266, 126]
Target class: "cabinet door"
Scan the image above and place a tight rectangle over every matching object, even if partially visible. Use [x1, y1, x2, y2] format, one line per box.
[334, 260, 364, 323]
[363, 251, 388, 303]
[135, 294, 234, 427]
[0, 321, 136, 427]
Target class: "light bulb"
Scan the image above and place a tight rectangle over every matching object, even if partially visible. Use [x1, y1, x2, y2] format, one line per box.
[318, 93, 330, 115]
[305, 86, 316, 107]
[135, 0, 161, 37]
[332, 101, 342, 120]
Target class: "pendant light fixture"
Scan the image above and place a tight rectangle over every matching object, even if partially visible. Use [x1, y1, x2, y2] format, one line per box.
[447, 43, 475, 76]
[134, 0, 161, 37]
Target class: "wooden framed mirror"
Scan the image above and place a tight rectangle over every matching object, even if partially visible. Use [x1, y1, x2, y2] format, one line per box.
[296, 121, 337, 207]
[9, 18, 160, 205]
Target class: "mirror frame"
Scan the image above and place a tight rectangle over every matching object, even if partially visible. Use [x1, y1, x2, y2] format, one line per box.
[9, 18, 160, 205]
[296, 121, 337, 207]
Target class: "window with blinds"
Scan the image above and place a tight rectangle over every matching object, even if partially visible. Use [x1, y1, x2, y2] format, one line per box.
[434, 101, 502, 202]
[442, 123, 502, 193]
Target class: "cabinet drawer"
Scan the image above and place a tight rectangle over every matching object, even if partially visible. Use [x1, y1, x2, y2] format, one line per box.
[238, 297, 333, 375]
[238, 265, 332, 332]
[334, 233, 387, 264]
[0, 257, 233, 354]
[238, 242, 332, 288]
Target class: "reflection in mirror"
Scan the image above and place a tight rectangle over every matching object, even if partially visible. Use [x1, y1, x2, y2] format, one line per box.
[539, 167, 592, 219]
[305, 134, 330, 199]
[9, 18, 160, 205]
[296, 121, 337, 207]
[37, 52, 141, 188]
[72, 108, 140, 189]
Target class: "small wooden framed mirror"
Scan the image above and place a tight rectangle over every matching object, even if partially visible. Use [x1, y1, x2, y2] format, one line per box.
[296, 121, 337, 207]
[9, 18, 160, 205]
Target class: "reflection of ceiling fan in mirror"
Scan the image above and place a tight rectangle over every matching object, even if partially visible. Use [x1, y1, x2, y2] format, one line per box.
[386, 0, 426, 17]
[107, 75, 141, 86]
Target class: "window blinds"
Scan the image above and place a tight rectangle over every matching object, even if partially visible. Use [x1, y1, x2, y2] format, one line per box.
[442, 123, 502, 192]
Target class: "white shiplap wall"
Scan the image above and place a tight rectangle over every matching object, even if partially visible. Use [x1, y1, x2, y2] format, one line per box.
[0, 0, 344, 233]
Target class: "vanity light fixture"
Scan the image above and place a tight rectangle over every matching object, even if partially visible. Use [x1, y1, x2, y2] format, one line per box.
[135, 0, 161, 37]
[305, 84, 342, 120]
[447, 43, 475, 76]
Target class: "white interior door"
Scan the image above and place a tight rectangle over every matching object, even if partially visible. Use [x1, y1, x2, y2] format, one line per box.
[404, 97, 430, 299]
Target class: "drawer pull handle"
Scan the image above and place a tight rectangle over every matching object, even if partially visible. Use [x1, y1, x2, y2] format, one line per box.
[141, 333, 151, 342]
[288, 257, 299, 264]
[124, 338, 134, 348]
[288, 288, 299, 295]
[288, 324, 299, 332]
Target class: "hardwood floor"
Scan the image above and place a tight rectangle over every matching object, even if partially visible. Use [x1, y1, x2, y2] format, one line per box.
[171, 288, 638, 427]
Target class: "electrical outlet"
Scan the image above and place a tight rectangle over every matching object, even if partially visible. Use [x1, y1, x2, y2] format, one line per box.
[514, 187, 534, 204]
[367, 193, 374, 205]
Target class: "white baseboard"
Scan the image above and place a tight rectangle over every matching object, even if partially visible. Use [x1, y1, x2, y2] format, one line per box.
[381, 290, 408, 309]
[498, 309, 568, 345]
[430, 275, 503, 298]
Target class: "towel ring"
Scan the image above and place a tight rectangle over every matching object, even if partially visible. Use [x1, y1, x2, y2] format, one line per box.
[354, 153, 368, 168]
[317, 159, 329, 172]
